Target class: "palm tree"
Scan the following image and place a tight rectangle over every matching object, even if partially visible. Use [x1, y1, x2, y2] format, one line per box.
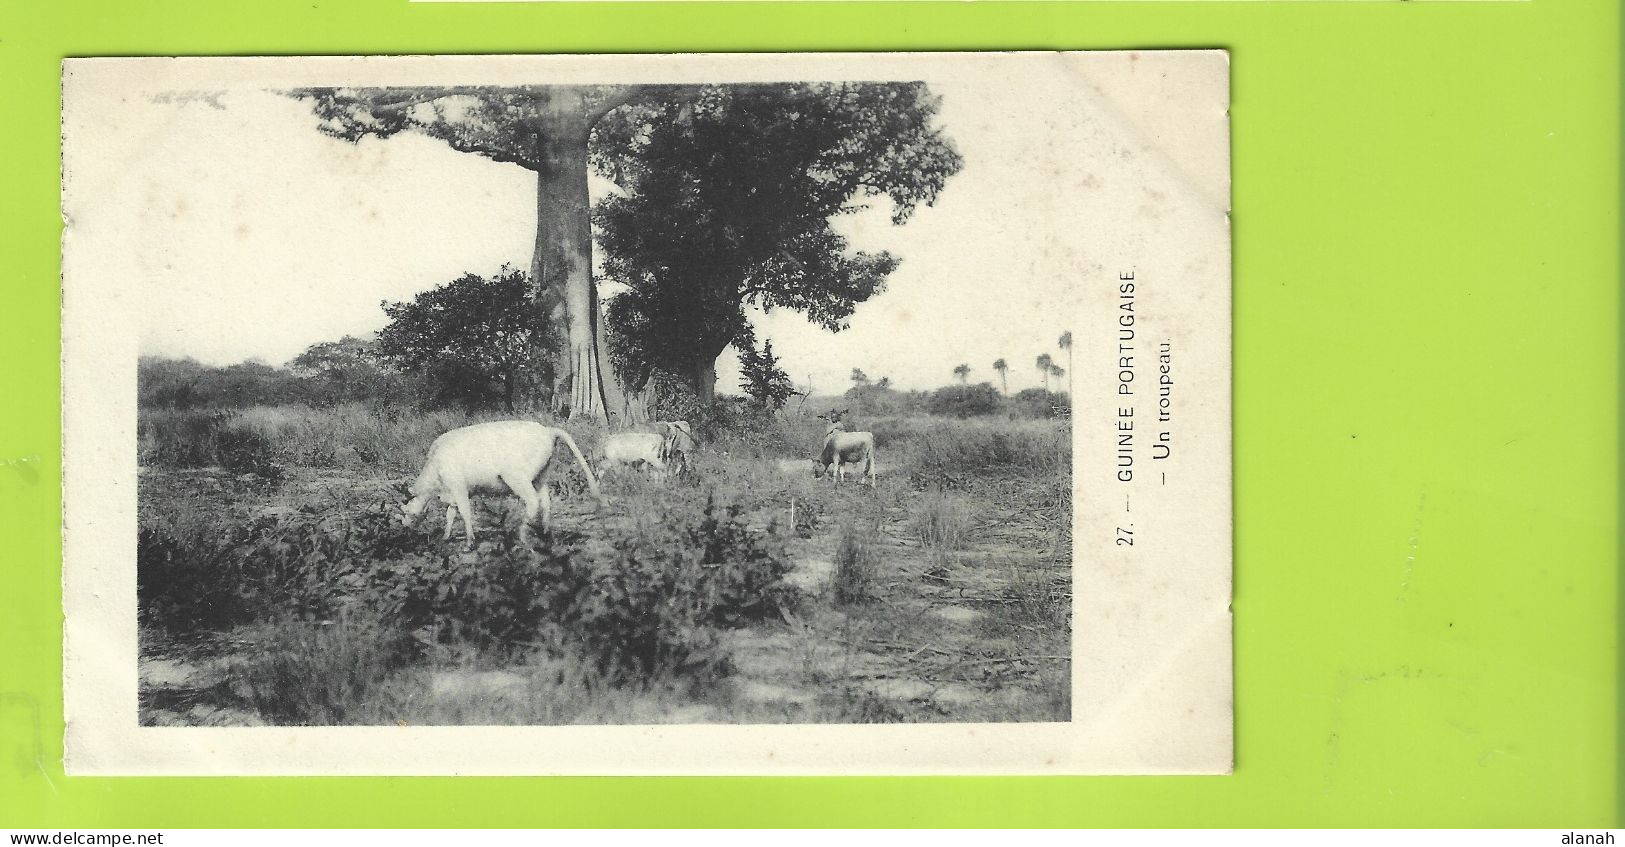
[953, 363, 971, 385]
[992, 358, 1008, 395]
[1058, 331, 1072, 393]
[1036, 353, 1054, 392]
[1050, 364, 1065, 388]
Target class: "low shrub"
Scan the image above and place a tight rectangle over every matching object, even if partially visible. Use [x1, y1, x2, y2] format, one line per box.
[577, 495, 797, 678]
[138, 494, 423, 632]
[138, 519, 254, 632]
[1007, 388, 1071, 420]
[926, 383, 1002, 418]
[138, 408, 285, 482]
[146, 478, 797, 690]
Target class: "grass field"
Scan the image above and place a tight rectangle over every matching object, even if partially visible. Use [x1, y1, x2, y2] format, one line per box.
[136, 402, 1073, 726]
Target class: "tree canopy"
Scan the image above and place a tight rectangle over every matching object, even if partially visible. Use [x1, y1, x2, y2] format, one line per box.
[374, 265, 550, 411]
[592, 83, 962, 401]
[291, 81, 961, 416]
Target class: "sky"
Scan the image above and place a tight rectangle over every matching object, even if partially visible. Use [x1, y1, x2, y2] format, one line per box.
[84, 60, 1192, 396]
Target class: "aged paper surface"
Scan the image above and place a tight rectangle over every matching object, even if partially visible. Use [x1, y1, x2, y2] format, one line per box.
[62, 52, 1231, 775]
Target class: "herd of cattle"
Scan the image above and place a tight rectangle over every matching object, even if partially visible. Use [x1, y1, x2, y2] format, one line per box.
[401, 417, 877, 548]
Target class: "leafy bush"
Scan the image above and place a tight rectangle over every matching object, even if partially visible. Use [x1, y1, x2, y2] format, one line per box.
[926, 383, 1002, 418]
[575, 496, 797, 677]
[138, 496, 422, 632]
[138, 408, 285, 482]
[690, 399, 820, 461]
[1008, 387, 1070, 420]
[214, 424, 285, 482]
[361, 531, 595, 661]
[144, 479, 796, 689]
[138, 519, 254, 631]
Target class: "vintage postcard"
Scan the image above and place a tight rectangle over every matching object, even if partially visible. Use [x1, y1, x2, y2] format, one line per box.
[61, 52, 1231, 775]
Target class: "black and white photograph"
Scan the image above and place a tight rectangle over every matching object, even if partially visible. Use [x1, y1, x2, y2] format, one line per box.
[62, 52, 1231, 774]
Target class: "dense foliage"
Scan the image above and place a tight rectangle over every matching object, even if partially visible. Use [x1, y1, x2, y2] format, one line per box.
[139, 488, 796, 683]
[375, 265, 551, 411]
[593, 83, 962, 399]
[926, 382, 1003, 418]
[736, 335, 799, 410]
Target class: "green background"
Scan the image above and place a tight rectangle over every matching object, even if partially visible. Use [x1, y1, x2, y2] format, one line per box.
[1, 0, 1617, 828]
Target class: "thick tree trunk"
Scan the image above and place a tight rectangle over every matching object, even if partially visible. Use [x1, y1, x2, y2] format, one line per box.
[686, 333, 737, 405]
[529, 90, 626, 423]
[691, 359, 718, 405]
[619, 386, 651, 425]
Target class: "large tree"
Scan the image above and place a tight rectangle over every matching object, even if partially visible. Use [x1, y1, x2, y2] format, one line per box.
[293, 82, 959, 419]
[591, 83, 961, 402]
[374, 265, 548, 411]
[294, 84, 704, 420]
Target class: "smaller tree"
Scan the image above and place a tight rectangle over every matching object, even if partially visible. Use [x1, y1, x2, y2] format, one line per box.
[953, 364, 971, 385]
[737, 337, 798, 410]
[1010, 387, 1062, 419]
[288, 335, 391, 405]
[1036, 353, 1054, 392]
[928, 382, 1001, 418]
[992, 358, 1009, 395]
[375, 265, 551, 411]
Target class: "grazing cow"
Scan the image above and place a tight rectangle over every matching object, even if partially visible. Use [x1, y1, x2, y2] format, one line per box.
[597, 431, 676, 477]
[660, 420, 696, 475]
[401, 421, 600, 549]
[814, 426, 877, 486]
[634, 420, 696, 475]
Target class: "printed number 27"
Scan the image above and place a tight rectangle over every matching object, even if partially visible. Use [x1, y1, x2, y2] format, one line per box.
[1116, 526, 1134, 546]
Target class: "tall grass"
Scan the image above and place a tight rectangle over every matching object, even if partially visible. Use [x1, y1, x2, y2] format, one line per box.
[138, 408, 285, 480]
[231, 404, 488, 473]
[911, 486, 973, 567]
[832, 513, 880, 606]
[228, 613, 411, 725]
[884, 418, 1070, 488]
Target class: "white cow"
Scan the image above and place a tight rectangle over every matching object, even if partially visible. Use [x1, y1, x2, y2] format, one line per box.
[814, 426, 877, 486]
[597, 431, 675, 476]
[402, 421, 600, 549]
[630, 420, 696, 475]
